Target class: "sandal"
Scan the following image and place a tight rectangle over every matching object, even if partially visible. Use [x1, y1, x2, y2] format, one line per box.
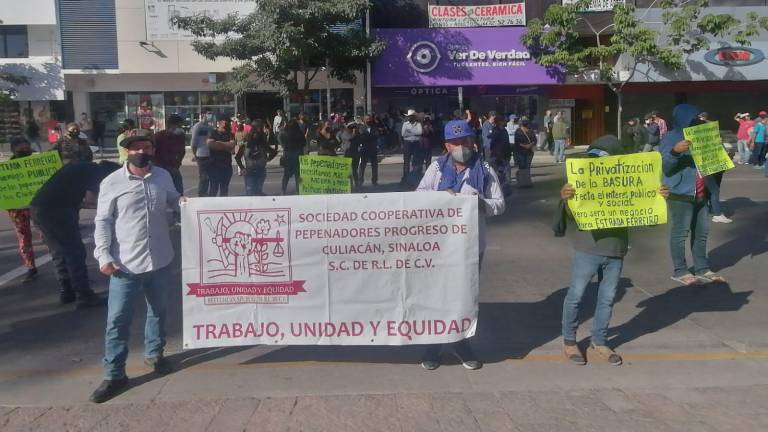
[671, 274, 699, 286]
[697, 271, 727, 283]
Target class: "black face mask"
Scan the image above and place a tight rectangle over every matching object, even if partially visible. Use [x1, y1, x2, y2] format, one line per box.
[15, 150, 33, 158]
[127, 153, 152, 168]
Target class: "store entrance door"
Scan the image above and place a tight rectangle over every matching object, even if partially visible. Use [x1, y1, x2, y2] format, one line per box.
[244, 92, 283, 122]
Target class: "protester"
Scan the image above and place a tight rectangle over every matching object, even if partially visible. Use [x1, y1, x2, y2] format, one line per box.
[89, 134, 182, 404]
[489, 115, 512, 186]
[661, 104, 726, 285]
[652, 111, 668, 138]
[552, 114, 569, 164]
[557, 135, 670, 366]
[401, 109, 423, 183]
[622, 117, 647, 153]
[6, 137, 38, 282]
[30, 160, 120, 307]
[190, 113, 212, 196]
[643, 114, 661, 152]
[734, 112, 753, 165]
[235, 119, 275, 196]
[416, 119, 505, 370]
[207, 114, 236, 197]
[53, 122, 93, 165]
[116, 119, 136, 165]
[280, 119, 307, 195]
[513, 118, 537, 187]
[316, 121, 338, 156]
[359, 115, 380, 187]
[153, 114, 186, 194]
[749, 112, 766, 168]
[338, 122, 361, 188]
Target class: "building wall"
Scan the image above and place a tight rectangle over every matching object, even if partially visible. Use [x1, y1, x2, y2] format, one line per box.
[0, 0, 57, 25]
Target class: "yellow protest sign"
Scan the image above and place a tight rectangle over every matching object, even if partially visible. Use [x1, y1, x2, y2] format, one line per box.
[0, 152, 62, 210]
[683, 121, 734, 176]
[566, 152, 667, 230]
[299, 155, 352, 195]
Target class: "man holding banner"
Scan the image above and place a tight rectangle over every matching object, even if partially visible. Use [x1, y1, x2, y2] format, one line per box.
[559, 136, 669, 366]
[662, 104, 727, 285]
[416, 120, 505, 370]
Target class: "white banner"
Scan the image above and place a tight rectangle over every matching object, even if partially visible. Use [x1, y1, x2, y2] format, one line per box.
[145, 0, 256, 40]
[181, 192, 479, 349]
[428, 3, 526, 28]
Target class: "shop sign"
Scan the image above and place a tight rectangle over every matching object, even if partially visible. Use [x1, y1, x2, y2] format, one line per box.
[549, 98, 576, 107]
[704, 47, 765, 67]
[428, 3, 526, 28]
[145, 0, 255, 40]
[562, 0, 624, 12]
[372, 28, 562, 87]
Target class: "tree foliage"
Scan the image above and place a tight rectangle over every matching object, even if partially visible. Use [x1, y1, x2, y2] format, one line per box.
[173, 0, 384, 96]
[521, 0, 768, 89]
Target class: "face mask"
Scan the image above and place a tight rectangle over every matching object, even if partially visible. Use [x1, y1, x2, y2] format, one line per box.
[127, 153, 152, 168]
[15, 150, 33, 158]
[450, 146, 474, 164]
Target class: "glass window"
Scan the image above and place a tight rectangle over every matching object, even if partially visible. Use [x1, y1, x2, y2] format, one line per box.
[126, 93, 165, 131]
[0, 26, 28, 59]
[89, 92, 126, 148]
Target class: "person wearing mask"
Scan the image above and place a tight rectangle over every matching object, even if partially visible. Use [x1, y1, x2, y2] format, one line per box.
[153, 114, 186, 194]
[749, 112, 767, 168]
[558, 135, 670, 366]
[6, 137, 39, 282]
[623, 117, 647, 153]
[513, 118, 537, 187]
[551, 114, 569, 164]
[30, 160, 121, 307]
[116, 120, 137, 165]
[480, 111, 496, 159]
[207, 114, 236, 197]
[643, 114, 661, 152]
[416, 120, 505, 370]
[662, 104, 726, 286]
[89, 135, 182, 403]
[400, 109, 423, 183]
[734, 112, 754, 165]
[359, 115, 380, 187]
[280, 120, 307, 194]
[338, 122, 361, 188]
[190, 112, 213, 196]
[53, 122, 93, 165]
[489, 115, 511, 186]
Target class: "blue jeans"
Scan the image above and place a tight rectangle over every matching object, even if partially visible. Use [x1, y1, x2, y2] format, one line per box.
[704, 173, 723, 216]
[103, 268, 169, 380]
[562, 251, 623, 346]
[736, 139, 751, 164]
[553, 139, 566, 162]
[244, 168, 267, 196]
[668, 199, 710, 277]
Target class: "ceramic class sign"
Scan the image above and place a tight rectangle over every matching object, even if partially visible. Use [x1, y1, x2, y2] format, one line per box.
[566, 152, 667, 230]
[181, 192, 479, 348]
[428, 3, 526, 28]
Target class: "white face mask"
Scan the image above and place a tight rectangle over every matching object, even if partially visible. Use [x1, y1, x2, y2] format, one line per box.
[450, 146, 474, 164]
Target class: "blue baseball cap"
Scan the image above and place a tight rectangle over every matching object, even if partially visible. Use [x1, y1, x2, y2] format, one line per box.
[444, 120, 474, 141]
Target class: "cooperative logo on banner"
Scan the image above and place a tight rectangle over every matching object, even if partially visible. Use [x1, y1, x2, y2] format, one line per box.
[407, 41, 442, 73]
[187, 209, 307, 305]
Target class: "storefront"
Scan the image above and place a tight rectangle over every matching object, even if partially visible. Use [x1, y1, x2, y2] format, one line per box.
[371, 27, 562, 127]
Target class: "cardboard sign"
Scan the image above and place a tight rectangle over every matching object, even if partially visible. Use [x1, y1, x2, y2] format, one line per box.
[683, 121, 735, 176]
[181, 192, 479, 348]
[0, 152, 62, 210]
[566, 152, 667, 230]
[299, 155, 352, 195]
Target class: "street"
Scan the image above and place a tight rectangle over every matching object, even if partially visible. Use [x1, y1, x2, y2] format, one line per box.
[1, 153, 767, 431]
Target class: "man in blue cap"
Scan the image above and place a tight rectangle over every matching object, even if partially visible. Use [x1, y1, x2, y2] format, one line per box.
[416, 120, 505, 370]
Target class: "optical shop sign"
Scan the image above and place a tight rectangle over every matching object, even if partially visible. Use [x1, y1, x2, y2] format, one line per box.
[429, 3, 526, 28]
[181, 192, 479, 349]
[372, 27, 561, 86]
[566, 152, 667, 230]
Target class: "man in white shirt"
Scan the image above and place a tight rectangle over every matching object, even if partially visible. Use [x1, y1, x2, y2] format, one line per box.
[89, 135, 182, 403]
[273, 109, 285, 142]
[416, 120, 505, 371]
[400, 109, 423, 182]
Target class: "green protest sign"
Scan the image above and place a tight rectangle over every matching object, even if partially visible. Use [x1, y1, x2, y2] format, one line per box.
[566, 152, 667, 230]
[299, 155, 352, 195]
[0, 152, 62, 210]
[683, 121, 734, 176]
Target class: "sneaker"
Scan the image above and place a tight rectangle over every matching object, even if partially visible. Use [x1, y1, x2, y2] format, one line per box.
[754, 164, 764, 169]
[712, 215, 733, 223]
[145, 356, 173, 375]
[590, 343, 623, 366]
[76, 293, 107, 309]
[420, 359, 440, 370]
[454, 343, 483, 370]
[89, 377, 128, 403]
[563, 341, 586, 365]
[22, 268, 38, 283]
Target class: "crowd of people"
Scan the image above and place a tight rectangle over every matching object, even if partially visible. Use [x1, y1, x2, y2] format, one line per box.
[2, 100, 765, 403]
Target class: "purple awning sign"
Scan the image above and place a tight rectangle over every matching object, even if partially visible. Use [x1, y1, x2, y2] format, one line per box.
[372, 28, 563, 87]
